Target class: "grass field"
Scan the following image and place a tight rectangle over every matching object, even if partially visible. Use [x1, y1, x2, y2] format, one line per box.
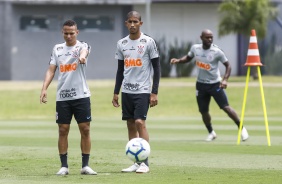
[0, 77, 282, 184]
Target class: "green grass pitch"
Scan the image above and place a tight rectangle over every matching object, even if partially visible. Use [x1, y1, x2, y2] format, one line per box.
[0, 77, 281, 184]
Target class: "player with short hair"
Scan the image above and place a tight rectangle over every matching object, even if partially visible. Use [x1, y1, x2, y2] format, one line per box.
[112, 11, 160, 173]
[170, 29, 249, 142]
[40, 19, 97, 175]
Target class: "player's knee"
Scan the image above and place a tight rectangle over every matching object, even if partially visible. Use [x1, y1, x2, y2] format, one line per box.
[80, 126, 90, 136]
[135, 119, 145, 128]
[222, 106, 231, 113]
[58, 127, 69, 136]
[200, 111, 209, 116]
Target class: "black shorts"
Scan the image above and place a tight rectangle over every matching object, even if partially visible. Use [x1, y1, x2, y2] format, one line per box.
[121, 93, 150, 120]
[56, 97, 91, 124]
[196, 82, 229, 113]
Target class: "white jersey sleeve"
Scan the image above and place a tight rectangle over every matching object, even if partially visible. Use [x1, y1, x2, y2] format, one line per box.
[115, 38, 127, 60]
[49, 45, 60, 66]
[187, 45, 196, 58]
[148, 38, 159, 59]
[216, 47, 228, 64]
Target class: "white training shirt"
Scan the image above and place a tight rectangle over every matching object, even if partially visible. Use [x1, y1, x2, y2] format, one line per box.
[49, 40, 91, 101]
[188, 44, 228, 84]
[115, 33, 159, 94]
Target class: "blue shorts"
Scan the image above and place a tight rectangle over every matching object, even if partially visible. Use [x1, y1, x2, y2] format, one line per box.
[56, 97, 91, 124]
[121, 93, 150, 120]
[196, 82, 229, 113]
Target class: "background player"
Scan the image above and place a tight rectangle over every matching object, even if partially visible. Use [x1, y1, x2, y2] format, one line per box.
[170, 29, 249, 142]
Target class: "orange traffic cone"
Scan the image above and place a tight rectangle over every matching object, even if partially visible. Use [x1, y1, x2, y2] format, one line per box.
[244, 29, 263, 66]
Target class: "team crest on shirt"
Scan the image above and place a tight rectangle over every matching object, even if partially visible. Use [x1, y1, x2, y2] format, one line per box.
[137, 45, 144, 54]
[72, 49, 79, 58]
[207, 53, 214, 61]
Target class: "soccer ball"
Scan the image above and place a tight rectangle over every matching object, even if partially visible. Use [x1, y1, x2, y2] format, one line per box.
[125, 138, 150, 162]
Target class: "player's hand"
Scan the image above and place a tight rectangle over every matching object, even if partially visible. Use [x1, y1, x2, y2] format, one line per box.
[150, 93, 158, 107]
[78, 57, 86, 64]
[40, 91, 47, 104]
[170, 58, 180, 64]
[112, 94, 120, 107]
[79, 49, 88, 64]
[220, 79, 228, 89]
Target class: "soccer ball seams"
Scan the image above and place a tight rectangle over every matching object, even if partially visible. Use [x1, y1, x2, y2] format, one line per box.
[126, 146, 145, 162]
[125, 138, 150, 162]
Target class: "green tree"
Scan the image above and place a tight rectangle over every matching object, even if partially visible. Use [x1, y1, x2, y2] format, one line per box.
[218, 0, 277, 39]
[168, 40, 194, 77]
[218, 0, 278, 78]
[157, 37, 194, 77]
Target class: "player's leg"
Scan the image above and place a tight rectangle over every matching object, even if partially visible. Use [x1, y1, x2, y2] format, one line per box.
[78, 122, 91, 156]
[122, 93, 138, 140]
[134, 119, 150, 173]
[122, 93, 150, 172]
[211, 83, 240, 126]
[78, 122, 97, 174]
[73, 97, 97, 175]
[57, 123, 70, 175]
[58, 124, 70, 155]
[124, 119, 150, 173]
[56, 100, 72, 175]
[212, 84, 249, 141]
[133, 93, 150, 142]
[196, 82, 216, 141]
[135, 119, 149, 142]
[134, 119, 149, 170]
[127, 119, 139, 140]
[121, 93, 141, 172]
[134, 94, 150, 173]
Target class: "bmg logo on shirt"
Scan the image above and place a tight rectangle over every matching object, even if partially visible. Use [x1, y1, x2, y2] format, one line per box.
[196, 60, 211, 71]
[60, 63, 77, 72]
[124, 58, 143, 68]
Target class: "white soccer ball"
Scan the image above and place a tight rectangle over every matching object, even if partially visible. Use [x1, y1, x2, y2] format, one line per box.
[125, 138, 151, 162]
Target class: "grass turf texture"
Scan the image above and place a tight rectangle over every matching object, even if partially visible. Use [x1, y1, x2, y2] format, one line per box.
[0, 77, 282, 183]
